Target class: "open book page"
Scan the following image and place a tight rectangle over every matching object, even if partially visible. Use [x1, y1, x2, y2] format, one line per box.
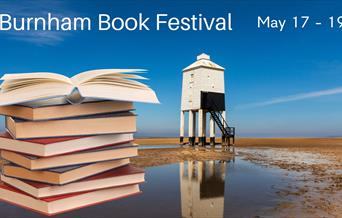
[19, 97, 100, 108]
[71, 69, 146, 84]
[79, 84, 159, 103]
[81, 73, 148, 82]
[0, 83, 74, 106]
[1, 73, 72, 84]
[0, 69, 159, 106]
[73, 69, 158, 103]
[0, 73, 72, 93]
[82, 77, 150, 89]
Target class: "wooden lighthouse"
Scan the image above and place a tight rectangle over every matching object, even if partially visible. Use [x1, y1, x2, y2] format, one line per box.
[180, 53, 235, 146]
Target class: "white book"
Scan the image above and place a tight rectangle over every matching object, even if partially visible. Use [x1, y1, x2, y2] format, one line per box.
[0, 69, 159, 106]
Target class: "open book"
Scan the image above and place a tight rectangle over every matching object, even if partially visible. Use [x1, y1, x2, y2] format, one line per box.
[0, 69, 159, 106]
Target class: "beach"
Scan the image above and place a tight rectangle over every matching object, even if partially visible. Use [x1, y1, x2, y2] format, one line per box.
[135, 137, 342, 147]
[133, 137, 342, 217]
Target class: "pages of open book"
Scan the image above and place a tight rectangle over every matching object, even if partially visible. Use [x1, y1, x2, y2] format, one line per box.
[0, 69, 159, 106]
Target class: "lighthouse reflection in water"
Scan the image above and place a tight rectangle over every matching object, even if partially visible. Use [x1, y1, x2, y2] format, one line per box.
[180, 160, 227, 218]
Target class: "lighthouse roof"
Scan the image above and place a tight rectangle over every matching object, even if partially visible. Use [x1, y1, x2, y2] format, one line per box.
[183, 53, 225, 72]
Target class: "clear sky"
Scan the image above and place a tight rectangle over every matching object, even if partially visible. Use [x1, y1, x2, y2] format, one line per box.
[1, 0, 342, 137]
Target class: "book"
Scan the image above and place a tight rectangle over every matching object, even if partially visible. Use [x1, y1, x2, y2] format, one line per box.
[1, 143, 138, 170]
[2, 158, 130, 185]
[18, 97, 100, 108]
[0, 132, 133, 157]
[6, 112, 136, 139]
[0, 101, 134, 120]
[1, 165, 144, 198]
[0, 69, 159, 106]
[0, 182, 140, 216]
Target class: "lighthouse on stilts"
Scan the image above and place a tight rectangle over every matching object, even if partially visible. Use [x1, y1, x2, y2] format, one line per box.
[179, 53, 235, 147]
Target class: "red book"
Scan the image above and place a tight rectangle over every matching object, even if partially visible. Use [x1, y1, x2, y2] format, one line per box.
[2, 158, 131, 185]
[1, 165, 144, 198]
[1, 143, 137, 170]
[0, 182, 141, 216]
[0, 100, 134, 121]
[0, 132, 133, 157]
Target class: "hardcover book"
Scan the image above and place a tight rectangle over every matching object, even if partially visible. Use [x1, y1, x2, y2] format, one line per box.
[1, 143, 137, 170]
[0, 101, 134, 120]
[2, 159, 130, 185]
[0, 182, 141, 216]
[1, 165, 144, 198]
[0, 132, 133, 157]
[6, 112, 136, 139]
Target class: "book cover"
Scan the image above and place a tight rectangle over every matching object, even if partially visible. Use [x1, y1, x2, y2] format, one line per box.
[1, 143, 137, 170]
[6, 112, 137, 139]
[0, 132, 134, 157]
[0, 182, 141, 216]
[0, 101, 134, 120]
[2, 158, 130, 185]
[1, 165, 144, 198]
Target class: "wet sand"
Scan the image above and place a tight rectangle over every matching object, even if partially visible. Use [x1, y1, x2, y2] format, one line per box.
[134, 137, 342, 217]
[131, 147, 234, 168]
[238, 147, 342, 217]
[135, 137, 342, 147]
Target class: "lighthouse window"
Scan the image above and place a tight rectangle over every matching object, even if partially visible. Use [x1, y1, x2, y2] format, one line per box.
[189, 73, 194, 89]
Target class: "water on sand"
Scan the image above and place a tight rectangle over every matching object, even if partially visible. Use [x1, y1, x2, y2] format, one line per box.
[0, 156, 292, 218]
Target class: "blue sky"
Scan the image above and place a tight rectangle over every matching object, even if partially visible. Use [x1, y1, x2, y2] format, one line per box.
[1, 0, 342, 137]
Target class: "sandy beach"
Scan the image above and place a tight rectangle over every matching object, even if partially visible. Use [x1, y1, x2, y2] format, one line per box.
[133, 137, 342, 217]
[131, 147, 234, 168]
[135, 137, 342, 147]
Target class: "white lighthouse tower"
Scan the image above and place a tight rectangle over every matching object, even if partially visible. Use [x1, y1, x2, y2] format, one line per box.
[180, 53, 235, 146]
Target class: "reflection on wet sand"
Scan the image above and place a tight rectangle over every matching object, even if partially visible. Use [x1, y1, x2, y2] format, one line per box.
[180, 160, 228, 218]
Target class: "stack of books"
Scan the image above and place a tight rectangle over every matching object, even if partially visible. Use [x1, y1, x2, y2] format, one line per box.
[0, 69, 158, 215]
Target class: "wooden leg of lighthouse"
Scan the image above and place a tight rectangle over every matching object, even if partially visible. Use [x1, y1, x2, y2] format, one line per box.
[198, 109, 206, 146]
[202, 111, 207, 146]
[209, 115, 216, 147]
[188, 110, 196, 146]
[180, 111, 185, 144]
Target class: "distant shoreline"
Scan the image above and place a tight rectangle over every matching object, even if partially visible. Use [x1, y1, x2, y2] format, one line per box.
[134, 137, 342, 147]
